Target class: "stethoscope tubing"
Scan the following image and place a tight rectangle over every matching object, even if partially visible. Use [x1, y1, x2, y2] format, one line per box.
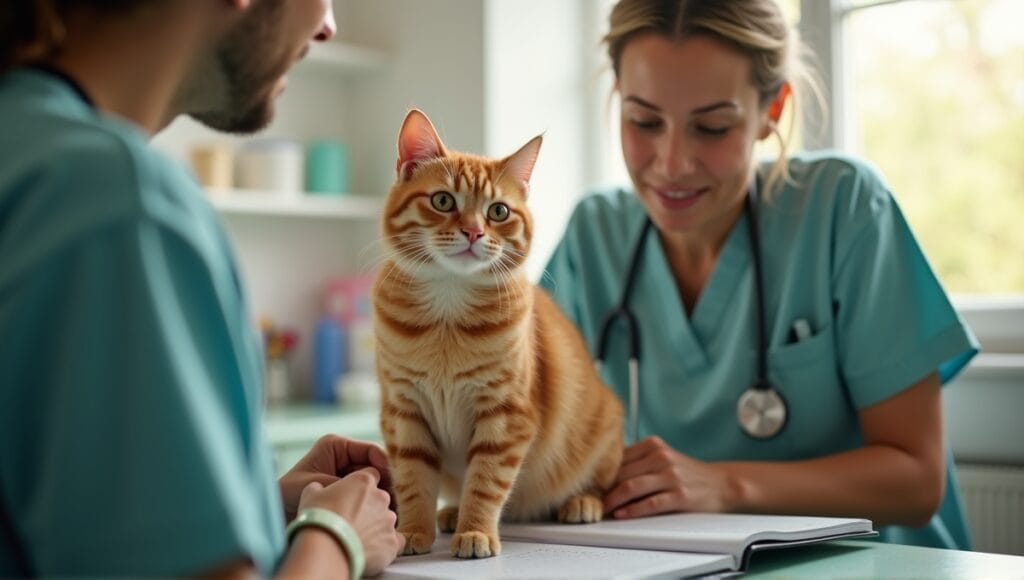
[594, 216, 651, 444]
[592, 177, 787, 442]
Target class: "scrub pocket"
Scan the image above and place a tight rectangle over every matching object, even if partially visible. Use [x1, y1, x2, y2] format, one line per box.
[766, 321, 858, 457]
[770, 319, 835, 368]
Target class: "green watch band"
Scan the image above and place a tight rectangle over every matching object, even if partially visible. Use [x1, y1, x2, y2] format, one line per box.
[286, 508, 366, 579]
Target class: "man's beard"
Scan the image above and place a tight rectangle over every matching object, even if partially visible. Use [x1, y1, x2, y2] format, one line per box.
[192, 0, 287, 134]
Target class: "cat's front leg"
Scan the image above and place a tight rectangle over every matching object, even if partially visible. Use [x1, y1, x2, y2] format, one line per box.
[559, 435, 622, 523]
[381, 397, 443, 555]
[452, 404, 534, 558]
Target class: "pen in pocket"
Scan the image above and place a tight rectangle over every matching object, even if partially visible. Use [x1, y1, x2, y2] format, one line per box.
[789, 319, 812, 343]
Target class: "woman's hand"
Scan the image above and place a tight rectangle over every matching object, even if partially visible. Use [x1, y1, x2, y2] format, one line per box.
[297, 468, 406, 576]
[279, 435, 393, 522]
[603, 436, 742, 519]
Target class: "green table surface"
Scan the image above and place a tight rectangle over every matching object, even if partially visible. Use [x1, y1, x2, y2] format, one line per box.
[742, 539, 1024, 579]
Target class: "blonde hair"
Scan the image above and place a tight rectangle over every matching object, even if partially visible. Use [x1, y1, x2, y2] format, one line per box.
[604, 0, 825, 197]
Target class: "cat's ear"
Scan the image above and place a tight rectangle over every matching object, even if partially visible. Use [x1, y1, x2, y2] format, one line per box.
[397, 109, 446, 181]
[502, 135, 543, 195]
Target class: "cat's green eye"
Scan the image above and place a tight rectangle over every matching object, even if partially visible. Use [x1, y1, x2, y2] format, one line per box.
[430, 192, 456, 212]
[487, 203, 510, 222]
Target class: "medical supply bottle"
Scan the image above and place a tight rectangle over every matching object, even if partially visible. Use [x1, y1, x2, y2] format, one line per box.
[312, 293, 347, 404]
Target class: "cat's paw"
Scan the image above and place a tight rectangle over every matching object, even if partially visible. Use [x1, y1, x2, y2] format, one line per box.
[399, 531, 435, 555]
[558, 493, 604, 523]
[437, 506, 459, 533]
[450, 530, 501, 558]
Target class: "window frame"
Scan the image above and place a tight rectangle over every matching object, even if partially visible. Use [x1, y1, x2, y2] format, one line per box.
[799, 0, 1024, 354]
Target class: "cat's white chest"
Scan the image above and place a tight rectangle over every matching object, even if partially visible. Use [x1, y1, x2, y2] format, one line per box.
[419, 276, 476, 321]
[423, 386, 474, 479]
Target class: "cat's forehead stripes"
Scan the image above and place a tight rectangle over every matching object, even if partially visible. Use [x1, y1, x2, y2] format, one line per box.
[450, 157, 502, 200]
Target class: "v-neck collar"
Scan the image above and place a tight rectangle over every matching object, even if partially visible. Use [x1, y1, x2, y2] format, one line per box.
[642, 210, 752, 374]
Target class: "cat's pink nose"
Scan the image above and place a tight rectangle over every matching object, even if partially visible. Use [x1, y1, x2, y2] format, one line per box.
[461, 227, 484, 244]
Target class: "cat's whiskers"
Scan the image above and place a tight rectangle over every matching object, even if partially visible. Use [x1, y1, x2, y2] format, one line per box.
[499, 246, 529, 279]
[493, 261, 517, 318]
[484, 258, 509, 316]
[485, 252, 530, 318]
[364, 232, 413, 259]
[378, 238, 432, 290]
[394, 244, 433, 281]
[358, 235, 406, 274]
[376, 258, 407, 291]
[407, 249, 435, 285]
[536, 267, 557, 289]
[376, 261, 404, 292]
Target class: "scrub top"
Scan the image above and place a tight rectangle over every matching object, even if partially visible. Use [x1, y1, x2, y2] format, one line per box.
[0, 68, 283, 576]
[541, 151, 979, 550]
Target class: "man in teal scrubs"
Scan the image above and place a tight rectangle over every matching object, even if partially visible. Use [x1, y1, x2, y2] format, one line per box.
[542, 0, 979, 551]
[0, 1, 402, 576]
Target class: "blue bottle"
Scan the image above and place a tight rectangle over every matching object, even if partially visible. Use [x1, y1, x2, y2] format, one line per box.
[313, 316, 346, 404]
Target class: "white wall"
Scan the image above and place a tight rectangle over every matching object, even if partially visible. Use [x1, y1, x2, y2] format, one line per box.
[338, 0, 488, 196]
[483, 0, 589, 280]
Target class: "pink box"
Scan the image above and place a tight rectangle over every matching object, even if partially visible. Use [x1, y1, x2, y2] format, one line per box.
[324, 275, 375, 327]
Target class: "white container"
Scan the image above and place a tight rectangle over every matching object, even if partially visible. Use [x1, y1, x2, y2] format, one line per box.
[236, 139, 304, 195]
[336, 370, 381, 409]
[347, 317, 376, 373]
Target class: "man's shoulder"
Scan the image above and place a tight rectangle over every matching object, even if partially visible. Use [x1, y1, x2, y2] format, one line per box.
[0, 118, 192, 240]
[3, 111, 170, 204]
[0, 91, 212, 290]
[0, 69, 193, 209]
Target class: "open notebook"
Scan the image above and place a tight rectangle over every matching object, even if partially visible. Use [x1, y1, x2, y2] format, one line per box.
[380, 513, 876, 579]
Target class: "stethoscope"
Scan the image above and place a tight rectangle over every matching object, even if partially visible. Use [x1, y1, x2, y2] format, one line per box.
[593, 177, 788, 442]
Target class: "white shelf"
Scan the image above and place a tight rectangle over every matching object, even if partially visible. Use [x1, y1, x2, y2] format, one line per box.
[299, 41, 390, 74]
[208, 189, 384, 219]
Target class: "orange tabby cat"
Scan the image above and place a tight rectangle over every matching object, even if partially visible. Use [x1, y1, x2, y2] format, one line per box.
[373, 109, 624, 559]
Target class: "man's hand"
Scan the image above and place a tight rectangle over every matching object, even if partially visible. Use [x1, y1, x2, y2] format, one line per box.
[296, 468, 406, 576]
[279, 435, 393, 522]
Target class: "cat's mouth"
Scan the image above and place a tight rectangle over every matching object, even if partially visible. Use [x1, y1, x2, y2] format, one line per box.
[452, 248, 482, 260]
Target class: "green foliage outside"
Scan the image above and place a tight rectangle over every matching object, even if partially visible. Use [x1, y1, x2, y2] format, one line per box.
[851, 0, 1024, 294]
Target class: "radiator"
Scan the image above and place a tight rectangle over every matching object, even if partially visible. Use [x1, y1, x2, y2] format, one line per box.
[957, 463, 1024, 555]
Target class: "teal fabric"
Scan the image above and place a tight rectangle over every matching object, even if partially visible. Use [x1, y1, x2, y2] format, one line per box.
[0, 69, 283, 576]
[540, 151, 978, 550]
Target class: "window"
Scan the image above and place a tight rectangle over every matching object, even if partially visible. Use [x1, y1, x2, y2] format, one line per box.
[802, 0, 1024, 350]
[841, 0, 1024, 295]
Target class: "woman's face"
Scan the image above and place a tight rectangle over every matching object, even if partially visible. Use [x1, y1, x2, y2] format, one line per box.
[617, 33, 773, 238]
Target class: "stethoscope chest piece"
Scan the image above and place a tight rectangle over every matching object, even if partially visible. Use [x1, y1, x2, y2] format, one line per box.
[736, 384, 787, 439]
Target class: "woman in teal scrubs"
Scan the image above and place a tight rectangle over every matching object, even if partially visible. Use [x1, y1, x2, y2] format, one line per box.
[541, 0, 978, 550]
